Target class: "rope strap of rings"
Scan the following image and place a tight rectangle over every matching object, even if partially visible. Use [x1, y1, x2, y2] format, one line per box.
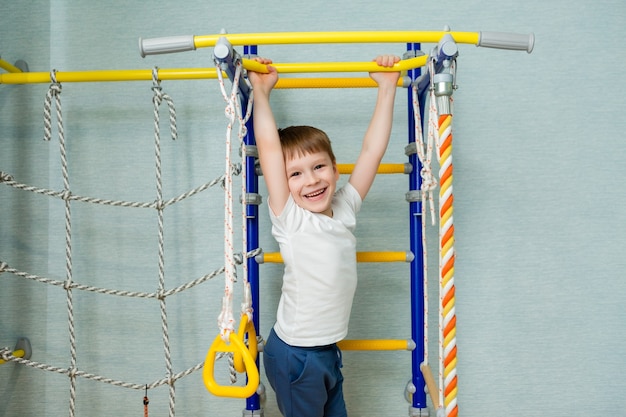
[202, 52, 259, 399]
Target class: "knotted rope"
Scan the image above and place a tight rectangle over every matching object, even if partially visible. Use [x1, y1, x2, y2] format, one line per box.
[44, 69, 79, 417]
[214, 56, 254, 344]
[151, 67, 178, 417]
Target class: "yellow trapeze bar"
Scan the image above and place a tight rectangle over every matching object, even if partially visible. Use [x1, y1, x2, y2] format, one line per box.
[337, 339, 414, 351]
[275, 77, 405, 89]
[337, 163, 410, 175]
[0, 58, 23, 73]
[259, 251, 412, 264]
[242, 56, 427, 74]
[192, 31, 480, 48]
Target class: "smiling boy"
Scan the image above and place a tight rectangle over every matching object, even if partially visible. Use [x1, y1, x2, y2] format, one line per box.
[248, 55, 400, 417]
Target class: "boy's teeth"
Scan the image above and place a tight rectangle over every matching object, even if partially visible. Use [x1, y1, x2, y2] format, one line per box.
[307, 189, 324, 197]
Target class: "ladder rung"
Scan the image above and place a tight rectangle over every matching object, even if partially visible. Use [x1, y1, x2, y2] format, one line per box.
[337, 339, 415, 351]
[257, 251, 413, 264]
[337, 163, 411, 175]
[255, 162, 411, 177]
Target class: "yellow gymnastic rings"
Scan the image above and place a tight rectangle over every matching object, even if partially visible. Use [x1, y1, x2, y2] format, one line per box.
[202, 315, 259, 398]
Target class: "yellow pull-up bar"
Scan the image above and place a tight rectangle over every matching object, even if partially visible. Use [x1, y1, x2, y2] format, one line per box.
[1, 30, 533, 85]
[195, 31, 481, 47]
[139, 30, 534, 56]
[0, 59, 423, 85]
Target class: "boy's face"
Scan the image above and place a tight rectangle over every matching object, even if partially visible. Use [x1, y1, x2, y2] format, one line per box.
[285, 150, 339, 217]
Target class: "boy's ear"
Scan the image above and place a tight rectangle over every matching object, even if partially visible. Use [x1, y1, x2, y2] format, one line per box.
[333, 163, 340, 181]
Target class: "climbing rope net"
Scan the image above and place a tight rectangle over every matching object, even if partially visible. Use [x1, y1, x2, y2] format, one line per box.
[0, 59, 256, 417]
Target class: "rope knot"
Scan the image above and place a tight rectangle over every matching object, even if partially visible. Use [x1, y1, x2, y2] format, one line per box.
[231, 162, 242, 177]
[49, 82, 62, 95]
[420, 166, 437, 192]
[60, 190, 72, 201]
[0, 347, 12, 362]
[0, 172, 14, 183]
[152, 87, 163, 105]
[154, 200, 165, 211]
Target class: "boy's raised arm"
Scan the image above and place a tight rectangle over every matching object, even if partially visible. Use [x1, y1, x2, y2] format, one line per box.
[248, 59, 290, 216]
[349, 55, 401, 200]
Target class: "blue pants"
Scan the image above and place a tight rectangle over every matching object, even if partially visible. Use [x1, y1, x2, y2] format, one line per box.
[263, 328, 347, 417]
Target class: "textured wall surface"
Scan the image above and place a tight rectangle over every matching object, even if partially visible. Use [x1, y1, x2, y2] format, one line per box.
[2, 1, 625, 416]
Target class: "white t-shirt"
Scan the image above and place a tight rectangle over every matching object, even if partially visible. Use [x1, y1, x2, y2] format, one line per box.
[269, 183, 362, 347]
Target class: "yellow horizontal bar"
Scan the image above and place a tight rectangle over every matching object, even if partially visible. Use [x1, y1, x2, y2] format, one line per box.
[193, 31, 480, 47]
[357, 251, 412, 262]
[276, 77, 379, 89]
[337, 163, 410, 175]
[0, 56, 425, 85]
[243, 56, 427, 74]
[0, 68, 221, 84]
[337, 339, 414, 351]
[0, 58, 23, 73]
[0, 349, 25, 365]
[259, 251, 411, 264]
[0, 70, 398, 87]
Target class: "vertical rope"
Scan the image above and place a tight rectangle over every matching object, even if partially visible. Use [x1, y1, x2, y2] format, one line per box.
[215, 59, 243, 342]
[44, 70, 78, 417]
[437, 112, 458, 417]
[411, 81, 435, 368]
[151, 67, 177, 417]
[237, 67, 254, 323]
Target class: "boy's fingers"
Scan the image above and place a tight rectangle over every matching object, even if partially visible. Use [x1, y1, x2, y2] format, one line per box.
[374, 55, 400, 68]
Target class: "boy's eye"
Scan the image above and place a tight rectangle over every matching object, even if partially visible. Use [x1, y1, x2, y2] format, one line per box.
[314, 164, 325, 170]
[289, 171, 301, 178]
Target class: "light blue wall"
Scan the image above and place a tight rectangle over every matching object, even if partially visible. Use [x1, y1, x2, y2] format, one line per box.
[2, 1, 625, 416]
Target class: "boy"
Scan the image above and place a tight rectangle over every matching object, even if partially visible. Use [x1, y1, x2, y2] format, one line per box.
[248, 55, 400, 417]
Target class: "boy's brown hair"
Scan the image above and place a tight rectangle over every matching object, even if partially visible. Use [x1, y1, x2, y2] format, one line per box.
[278, 126, 336, 163]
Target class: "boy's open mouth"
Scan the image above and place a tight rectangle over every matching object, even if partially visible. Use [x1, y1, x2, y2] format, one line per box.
[305, 188, 326, 199]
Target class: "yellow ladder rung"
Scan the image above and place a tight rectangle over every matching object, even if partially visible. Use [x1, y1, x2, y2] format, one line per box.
[337, 339, 415, 351]
[257, 251, 413, 264]
[337, 163, 411, 175]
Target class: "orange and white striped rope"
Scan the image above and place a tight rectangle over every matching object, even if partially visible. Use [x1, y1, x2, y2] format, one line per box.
[437, 111, 458, 417]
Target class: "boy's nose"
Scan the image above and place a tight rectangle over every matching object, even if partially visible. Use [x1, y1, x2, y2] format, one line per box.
[304, 171, 319, 185]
